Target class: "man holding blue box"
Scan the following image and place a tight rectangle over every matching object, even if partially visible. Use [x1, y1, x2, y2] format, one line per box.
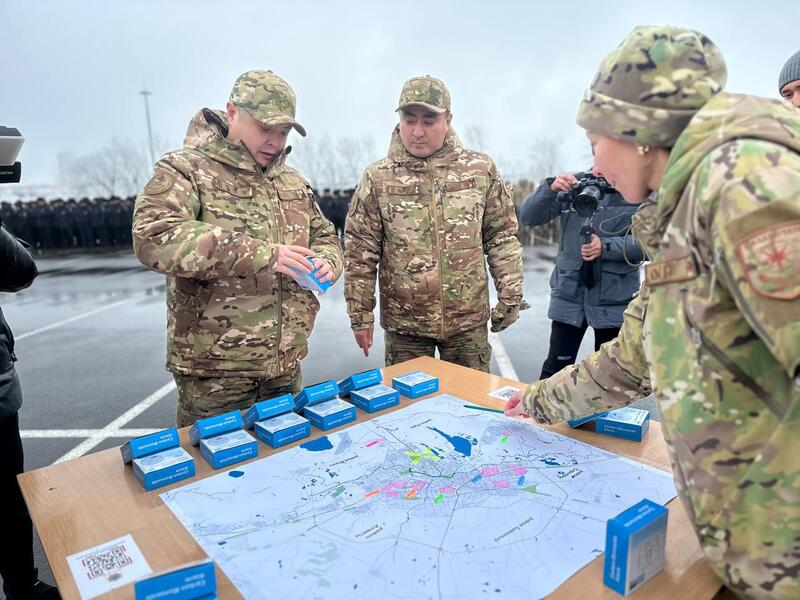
[133, 70, 343, 426]
[344, 76, 527, 372]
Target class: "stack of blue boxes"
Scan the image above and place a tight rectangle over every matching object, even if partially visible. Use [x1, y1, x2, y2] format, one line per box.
[189, 410, 257, 469]
[391, 371, 439, 398]
[339, 369, 401, 414]
[244, 393, 311, 448]
[296, 381, 357, 431]
[121, 428, 195, 491]
[567, 407, 650, 442]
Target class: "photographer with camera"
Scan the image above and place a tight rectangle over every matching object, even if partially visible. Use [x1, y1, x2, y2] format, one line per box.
[520, 170, 644, 379]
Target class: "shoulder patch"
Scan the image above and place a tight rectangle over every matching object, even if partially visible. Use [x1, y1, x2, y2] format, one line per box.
[144, 171, 176, 195]
[735, 221, 800, 300]
[644, 255, 698, 286]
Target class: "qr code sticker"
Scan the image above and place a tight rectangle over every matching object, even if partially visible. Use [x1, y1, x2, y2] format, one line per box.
[82, 543, 133, 578]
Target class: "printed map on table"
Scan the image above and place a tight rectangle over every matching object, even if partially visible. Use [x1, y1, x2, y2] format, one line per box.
[161, 395, 677, 599]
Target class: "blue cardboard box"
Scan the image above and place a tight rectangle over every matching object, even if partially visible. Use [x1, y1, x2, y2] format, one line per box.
[304, 398, 357, 431]
[604, 499, 668, 596]
[294, 380, 339, 412]
[254, 412, 311, 448]
[350, 384, 400, 413]
[337, 369, 382, 397]
[199, 430, 258, 469]
[391, 371, 439, 398]
[243, 394, 295, 429]
[595, 408, 650, 442]
[189, 411, 244, 446]
[132, 446, 195, 491]
[567, 412, 610, 429]
[121, 428, 180, 464]
[134, 559, 216, 600]
[291, 257, 332, 294]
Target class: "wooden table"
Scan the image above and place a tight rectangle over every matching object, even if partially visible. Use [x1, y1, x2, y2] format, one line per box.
[19, 356, 723, 599]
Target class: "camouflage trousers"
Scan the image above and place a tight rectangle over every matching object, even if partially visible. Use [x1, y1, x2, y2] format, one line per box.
[173, 371, 302, 427]
[384, 325, 491, 372]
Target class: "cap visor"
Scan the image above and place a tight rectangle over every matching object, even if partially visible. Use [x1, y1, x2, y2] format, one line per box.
[395, 102, 448, 114]
[244, 107, 307, 137]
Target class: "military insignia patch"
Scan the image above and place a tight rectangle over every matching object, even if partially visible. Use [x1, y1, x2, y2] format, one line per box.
[644, 255, 698, 286]
[144, 171, 176, 195]
[735, 221, 800, 300]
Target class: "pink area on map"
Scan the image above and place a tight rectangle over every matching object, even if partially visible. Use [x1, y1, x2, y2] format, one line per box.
[365, 438, 384, 447]
[494, 480, 510, 489]
[409, 479, 428, 490]
[385, 492, 399, 498]
[510, 466, 528, 477]
[438, 486, 456, 493]
[481, 466, 500, 477]
[382, 480, 405, 492]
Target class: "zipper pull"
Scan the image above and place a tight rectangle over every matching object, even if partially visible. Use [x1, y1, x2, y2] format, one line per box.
[691, 327, 702, 348]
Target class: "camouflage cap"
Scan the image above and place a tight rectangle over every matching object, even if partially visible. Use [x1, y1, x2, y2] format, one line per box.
[396, 76, 451, 114]
[576, 26, 727, 148]
[230, 70, 306, 137]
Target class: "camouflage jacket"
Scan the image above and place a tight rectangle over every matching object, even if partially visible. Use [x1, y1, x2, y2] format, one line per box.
[344, 127, 524, 338]
[133, 109, 343, 379]
[523, 93, 800, 598]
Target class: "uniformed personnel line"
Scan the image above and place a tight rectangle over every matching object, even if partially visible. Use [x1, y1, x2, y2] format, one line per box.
[488, 331, 519, 381]
[15, 297, 134, 341]
[54, 380, 177, 463]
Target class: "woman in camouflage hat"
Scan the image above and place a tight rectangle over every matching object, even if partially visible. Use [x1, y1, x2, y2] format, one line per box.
[507, 25, 800, 598]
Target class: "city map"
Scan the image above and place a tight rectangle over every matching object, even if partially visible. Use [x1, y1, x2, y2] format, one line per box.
[162, 394, 677, 599]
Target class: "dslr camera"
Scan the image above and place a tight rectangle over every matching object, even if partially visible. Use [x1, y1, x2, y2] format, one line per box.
[556, 176, 616, 218]
[0, 127, 24, 184]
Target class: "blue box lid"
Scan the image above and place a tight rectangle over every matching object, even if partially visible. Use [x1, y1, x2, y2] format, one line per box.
[121, 428, 180, 463]
[337, 369, 382, 395]
[134, 559, 216, 600]
[610, 498, 667, 533]
[290, 257, 332, 294]
[294, 380, 339, 412]
[243, 394, 295, 429]
[189, 410, 244, 446]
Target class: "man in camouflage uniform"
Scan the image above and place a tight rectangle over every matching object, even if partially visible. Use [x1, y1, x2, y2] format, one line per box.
[133, 70, 343, 427]
[506, 27, 799, 598]
[345, 76, 526, 372]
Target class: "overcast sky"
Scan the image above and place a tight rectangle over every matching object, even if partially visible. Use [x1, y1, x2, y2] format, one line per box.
[5, 0, 799, 187]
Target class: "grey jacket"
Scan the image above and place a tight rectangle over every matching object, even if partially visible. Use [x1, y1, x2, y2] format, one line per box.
[520, 172, 644, 328]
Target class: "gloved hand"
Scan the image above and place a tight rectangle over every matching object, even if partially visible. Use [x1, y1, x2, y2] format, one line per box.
[490, 299, 530, 333]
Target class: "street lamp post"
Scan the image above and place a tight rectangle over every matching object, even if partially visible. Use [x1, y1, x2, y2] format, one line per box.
[139, 89, 155, 166]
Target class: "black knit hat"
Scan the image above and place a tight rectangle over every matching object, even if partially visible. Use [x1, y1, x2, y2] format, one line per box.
[779, 49, 800, 92]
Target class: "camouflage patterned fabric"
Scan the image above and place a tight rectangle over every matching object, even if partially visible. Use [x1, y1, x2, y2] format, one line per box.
[133, 108, 343, 391]
[396, 75, 451, 114]
[174, 370, 301, 427]
[229, 70, 306, 136]
[344, 126, 525, 341]
[523, 91, 800, 598]
[385, 324, 491, 372]
[576, 25, 727, 148]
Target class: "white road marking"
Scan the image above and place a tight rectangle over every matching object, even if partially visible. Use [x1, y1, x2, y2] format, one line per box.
[15, 297, 134, 341]
[20, 428, 161, 439]
[51, 380, 177, 463]
[488, 331, 519, 381]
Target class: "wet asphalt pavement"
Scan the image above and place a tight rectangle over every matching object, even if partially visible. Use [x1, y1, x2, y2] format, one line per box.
[1, 246, 656, 590]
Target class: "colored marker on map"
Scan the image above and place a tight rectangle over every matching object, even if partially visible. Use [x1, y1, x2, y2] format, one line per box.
[364, 490, 380, 499]
[365, 438, 384, 448]
[434, 493, 444, 504]
[500, 436, 508, 444]
[332, 485, 345, 497]
[517, 476, 526, 486]
[405, 488, 418, 499]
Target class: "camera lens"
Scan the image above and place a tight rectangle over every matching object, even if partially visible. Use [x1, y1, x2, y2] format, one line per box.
[574, 186, 600, 217]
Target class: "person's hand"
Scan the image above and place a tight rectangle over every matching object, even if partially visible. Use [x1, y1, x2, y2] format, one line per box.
[490, 300, 530, 333]
[504, 390, 527, 417]
[309, 256, 333, 283]
[273, 244, 316, 280]
[353, 325, 374, 357]
[580, 234, 602, 262]
[550, 173, 578, 193]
